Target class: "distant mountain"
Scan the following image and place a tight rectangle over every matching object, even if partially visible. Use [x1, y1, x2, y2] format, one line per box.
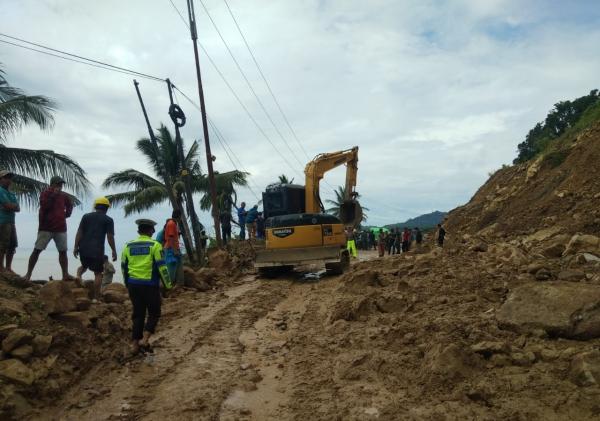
[383, 211, 447, 230]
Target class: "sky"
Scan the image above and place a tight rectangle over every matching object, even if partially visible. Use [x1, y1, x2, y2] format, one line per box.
[1, 0, 600, 276]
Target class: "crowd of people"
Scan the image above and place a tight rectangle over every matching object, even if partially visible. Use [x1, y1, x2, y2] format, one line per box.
[219, 201, 265, 245]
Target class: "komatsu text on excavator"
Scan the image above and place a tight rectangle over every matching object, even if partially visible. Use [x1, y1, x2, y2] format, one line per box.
[255, 147, 362, 276]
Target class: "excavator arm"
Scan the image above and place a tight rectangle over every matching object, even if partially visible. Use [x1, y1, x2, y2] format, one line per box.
[304, 146, 361, 224]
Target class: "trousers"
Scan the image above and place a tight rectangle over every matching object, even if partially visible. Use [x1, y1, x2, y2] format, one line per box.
[346, 240, 357, 258]
[127, 284, 161, 340]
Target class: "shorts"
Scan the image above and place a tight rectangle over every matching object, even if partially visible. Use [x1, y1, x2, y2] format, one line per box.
[80, 255, 104, 274]
[34, 231, 68, 252]
[0, 223, 17, 254]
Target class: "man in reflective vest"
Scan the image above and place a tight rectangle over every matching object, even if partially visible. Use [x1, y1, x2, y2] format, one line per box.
[121, 218, 172, 355]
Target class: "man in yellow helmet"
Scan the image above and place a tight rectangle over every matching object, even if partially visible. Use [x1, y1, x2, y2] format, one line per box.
[122, 219, 172, 355]
[74, 197, 117, 302]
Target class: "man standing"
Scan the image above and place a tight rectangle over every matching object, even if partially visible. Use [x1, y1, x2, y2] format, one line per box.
[437, 223, 447, 247]
[122, 219, 172, 355]
[346, 227, 358, 259]
[163, 210, 182, 284]
[256, 212, 265, 240]
[73, 197, 117, 302]
[0, 171, 19, 273]
[235, 202, 247, 240]
[25, 176, 73, 281]
[245, 205, 258, 240]
[220, 209, 233, 246]
[415, 227, 423, 251]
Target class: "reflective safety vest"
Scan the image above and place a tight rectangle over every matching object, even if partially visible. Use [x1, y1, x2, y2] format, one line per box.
[121, 235, 172, 289]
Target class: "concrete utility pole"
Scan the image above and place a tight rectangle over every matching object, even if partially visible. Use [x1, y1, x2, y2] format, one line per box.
[133, 80, 197, 264]
[186, 0, 222, 247]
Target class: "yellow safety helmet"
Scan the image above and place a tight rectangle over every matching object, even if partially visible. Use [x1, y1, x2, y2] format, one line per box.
[94, 196, 111, 208]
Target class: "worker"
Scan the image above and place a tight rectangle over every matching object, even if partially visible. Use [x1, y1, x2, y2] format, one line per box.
[73, 197, 117, 302]
[245, 205, 259, 240]
[437, 223, 447, 247]
[402, 227, 411, 253]
[0, 170, 19, 274]
[163, 210, 182, 284]
[121, 219, 172, 355]
[220, 210, 233, 246]
[25, 176, 73, 281]
[235, 202, 247, 240]
[346, 227, 358, 259]
[415, 227, 423, 251]
[377, 229, 386, 257]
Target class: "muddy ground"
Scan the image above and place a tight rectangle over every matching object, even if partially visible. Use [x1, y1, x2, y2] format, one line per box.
[21, 244, 600, 421]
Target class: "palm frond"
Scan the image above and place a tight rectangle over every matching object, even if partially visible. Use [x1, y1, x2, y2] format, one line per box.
[122, 186, 169, 216]
[0, 146, 90, 197]
[0, 92, 57, 143]
[102, 169, 163, 191]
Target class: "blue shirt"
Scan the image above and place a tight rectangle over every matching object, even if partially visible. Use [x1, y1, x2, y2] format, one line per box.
[0, 186, 18, 224]
[237, 207, 246, 225]
[246, 208, 258, 223]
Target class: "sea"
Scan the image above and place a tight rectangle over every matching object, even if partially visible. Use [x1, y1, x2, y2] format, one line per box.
[11, 248, 123, 283]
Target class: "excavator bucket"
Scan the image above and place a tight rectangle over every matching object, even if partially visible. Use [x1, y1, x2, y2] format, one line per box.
[339, 199, 363, 226]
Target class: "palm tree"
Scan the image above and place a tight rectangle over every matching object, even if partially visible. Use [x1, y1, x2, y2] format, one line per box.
[198, 170, 248, 214]
[0, 66, 90, 205]
[325, 185, 368, 222]
[277, 174, 294, 184]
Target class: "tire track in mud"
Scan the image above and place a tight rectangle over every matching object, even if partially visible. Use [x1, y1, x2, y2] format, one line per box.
[37, 277, 290, 421]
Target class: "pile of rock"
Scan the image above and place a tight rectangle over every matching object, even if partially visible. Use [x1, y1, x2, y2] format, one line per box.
[0, 327, 52, 386]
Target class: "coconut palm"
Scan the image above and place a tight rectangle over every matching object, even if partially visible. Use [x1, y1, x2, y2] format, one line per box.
[198, 170, 249, 214]
[103, 124, 247, 216]
[325, 185, 368, 222]
[277, 174, 294, 184]
[0, 66, 90, 205]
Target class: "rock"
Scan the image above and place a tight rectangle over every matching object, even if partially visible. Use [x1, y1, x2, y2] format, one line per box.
[55, 312, 91, 329]
[208, 249, 232, 270]
[0, 359, 35, 385]
[10, 344, 33, 361]
[511, 351, 536, 366]
[0, 297, 27, 317]
[526, 263, 547, 274]
[496, 282, 600, 339]
[76, 297, 92, 311]
[470, 341, 509, 358]
[557, 269, 585, 282]
[104, 283, 128, 295]
[39, 281, 77, 315]
[0, 324, 18, 339]
[1, 329, 33, 353]
[102, 290, 127, 304]
[185, 267, 218, 291]
[470, 242, 488, 252]
[32, 335, 52, 356]
[70, 287, 91, 300]
[569, 350, 600, 386]
[423, 343, 477, 382]
[563, 234, 600, 256]
[534, 268, 552, 281]
[542, 242, 566, 258]
[583, 253, 600, 263]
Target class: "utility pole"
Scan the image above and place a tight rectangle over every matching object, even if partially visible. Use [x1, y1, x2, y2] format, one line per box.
[186, 0, 222, 247]
[133, 80, 196, 264]
[166, 78, 204, 264]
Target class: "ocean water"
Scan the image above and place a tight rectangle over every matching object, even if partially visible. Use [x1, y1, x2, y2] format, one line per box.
[10, 248, 123, 282]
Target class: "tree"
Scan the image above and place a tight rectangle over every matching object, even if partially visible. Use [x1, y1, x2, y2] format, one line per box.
[198, 170, 248, 214]
[103, 125, 247, 241]
[514, 89, 600, 164]
[0, 66, 90, 205]
[325, 185, 368, 222]
[277, 174, 294, 184]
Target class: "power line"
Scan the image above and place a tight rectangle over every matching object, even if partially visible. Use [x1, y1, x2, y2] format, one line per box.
[222, 0, 310, 161]
[0, 32, 164, 82]
[0, 38, 162, 82]
[166, 0, 303, 180]
[172, 84, 261, 201]
[197, 0, 306, 169]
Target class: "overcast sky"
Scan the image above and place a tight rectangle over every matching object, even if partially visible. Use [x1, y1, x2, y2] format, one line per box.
[1, 0, 600, 275]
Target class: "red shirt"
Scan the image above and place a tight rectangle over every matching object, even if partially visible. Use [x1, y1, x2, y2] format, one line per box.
[38, 188, 73, 232]
[164, 219, 180, 251]
[402, 231, 411, 242]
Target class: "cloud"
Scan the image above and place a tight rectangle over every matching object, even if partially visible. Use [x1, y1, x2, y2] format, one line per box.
[0, 0, 599, 245]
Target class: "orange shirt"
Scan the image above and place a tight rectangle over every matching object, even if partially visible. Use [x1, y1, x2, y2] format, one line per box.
[164, 219, 180, 251]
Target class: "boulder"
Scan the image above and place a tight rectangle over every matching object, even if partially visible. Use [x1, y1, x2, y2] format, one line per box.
[10, 344, 33, 361]
[557, 269, 585, 282]
[208, 249, 232, 270]
[0, 359, 34, 386]
[470, 242, 488, 252]
[55, 312, 91, 329]
[104, 283, 128, 295]
[39, 281, 77, 315]
[185, 267, 218, 291]
[542, 242, 566, 258]
[0, 297, 26, 317]
[583, 253, 600, 263]
[1, 329, 33, 353]
[76, 297, 92, 311]
[470, 341, 510, 358]
[564, 234, 600, 256]
[0, 324, 18, 339]
[496, 282, 600, 339]
[32, 335, 52, 356]
[534, 268, 552, 281]
[70, 287, 91, 300]
[102, 291, 127, 304]
[569, 350, 600, 386]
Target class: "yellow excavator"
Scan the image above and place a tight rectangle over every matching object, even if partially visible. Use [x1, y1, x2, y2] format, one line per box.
[255, 147, 362, 276]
